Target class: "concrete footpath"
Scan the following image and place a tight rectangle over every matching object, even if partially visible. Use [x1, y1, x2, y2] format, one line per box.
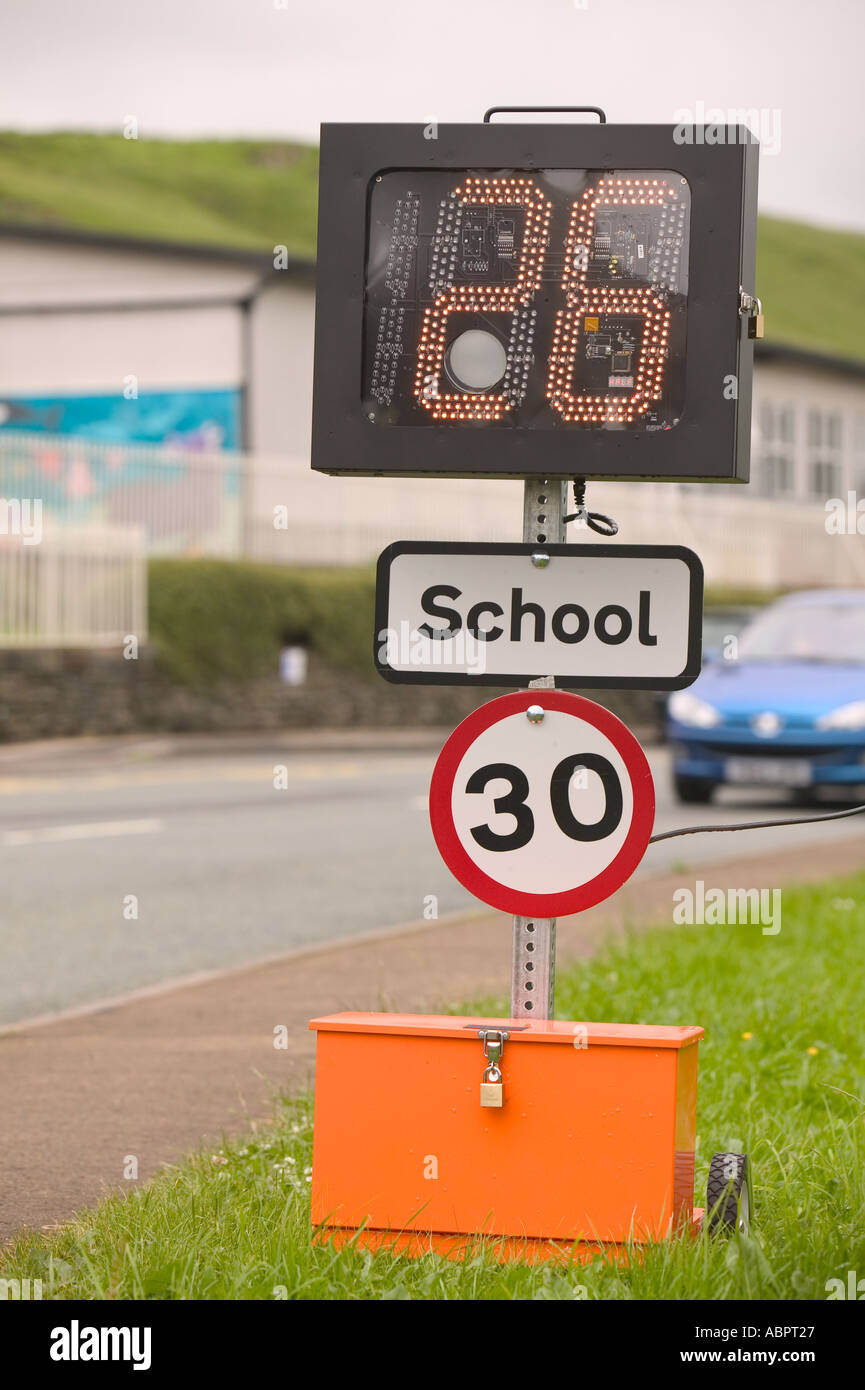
[1, 832, 863, 1244]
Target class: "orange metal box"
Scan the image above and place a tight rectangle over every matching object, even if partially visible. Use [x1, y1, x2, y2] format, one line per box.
[310, 1012, 703, 1250]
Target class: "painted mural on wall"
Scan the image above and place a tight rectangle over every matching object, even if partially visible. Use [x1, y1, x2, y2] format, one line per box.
[0, 388, 241, 450]
[0, 390, 243, 554]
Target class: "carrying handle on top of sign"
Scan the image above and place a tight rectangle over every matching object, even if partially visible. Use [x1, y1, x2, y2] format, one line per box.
[483, 106, 607, 124]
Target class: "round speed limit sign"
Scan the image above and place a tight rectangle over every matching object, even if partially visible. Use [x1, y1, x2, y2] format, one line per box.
[429, 691, 655, 917]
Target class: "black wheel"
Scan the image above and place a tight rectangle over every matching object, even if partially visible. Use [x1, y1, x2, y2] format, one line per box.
[674, 775, 716, 805]
[707, 1152, 752, 1235]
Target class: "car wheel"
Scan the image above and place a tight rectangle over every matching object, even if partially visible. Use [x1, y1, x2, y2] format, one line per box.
[707, 1152, 752, 1235]
[674, 775, 716, 804]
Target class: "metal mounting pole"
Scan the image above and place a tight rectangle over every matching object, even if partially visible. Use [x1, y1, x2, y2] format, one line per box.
[510, 478, 569, 1020]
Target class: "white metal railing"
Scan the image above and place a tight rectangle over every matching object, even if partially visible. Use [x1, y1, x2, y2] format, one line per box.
[245, 457, 865, 592]
[0, 525, 147, 648]
[610, 484, 865, 590]
[2, 430, 863, 593]
[0, 431, 241, 558]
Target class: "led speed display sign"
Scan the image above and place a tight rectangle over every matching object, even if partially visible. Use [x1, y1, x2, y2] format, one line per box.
[368, 169, 688, 430]
[312, 123, 759, 482]
[429, 691, 655, 917]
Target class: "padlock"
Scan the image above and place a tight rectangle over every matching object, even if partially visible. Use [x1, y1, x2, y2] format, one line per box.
[480, 1063, 503, 1108]
[747, 296, 765, 340]
[477, 1027, 508, 1108]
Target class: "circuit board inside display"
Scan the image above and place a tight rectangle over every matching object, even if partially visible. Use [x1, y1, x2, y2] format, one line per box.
[364, 168, 689, 430]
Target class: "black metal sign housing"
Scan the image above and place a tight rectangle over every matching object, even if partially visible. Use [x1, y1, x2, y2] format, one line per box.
[312, 122, 759, 483]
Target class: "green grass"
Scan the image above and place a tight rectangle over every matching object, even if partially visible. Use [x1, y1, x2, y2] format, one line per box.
[756, 214, 865, 364]
[0, 132, 318, 259]
[2, 132, 864, 362]
[2, 872, 864, 1299]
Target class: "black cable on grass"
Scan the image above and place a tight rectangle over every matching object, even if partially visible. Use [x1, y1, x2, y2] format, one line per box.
[650, 801, 865, 844]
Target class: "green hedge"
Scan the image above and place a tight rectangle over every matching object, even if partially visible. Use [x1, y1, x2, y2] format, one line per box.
[147, 558, 778, 688]
[147, 559, 376, 687]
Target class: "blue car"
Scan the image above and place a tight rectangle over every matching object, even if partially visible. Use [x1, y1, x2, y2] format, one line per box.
[667, 590, 865, 803]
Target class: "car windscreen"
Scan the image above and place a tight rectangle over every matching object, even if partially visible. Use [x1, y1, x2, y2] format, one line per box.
[737, 601, 865, 663]
[702, 609, 758, 649]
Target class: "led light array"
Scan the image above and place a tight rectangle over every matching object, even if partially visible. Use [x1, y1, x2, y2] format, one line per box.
[429, 194, 463, 294]
[500, 305, 539, 407]
[548, 179, 675, 423]
[562, 177, 675, 301]
[450, 178, 552, 300]
[415, 178, 552, 421]
[548, 289, 671, 423]
[369, 302, 407, 406]
[384, 193, 420, 298]
[649, 199, 688, 291]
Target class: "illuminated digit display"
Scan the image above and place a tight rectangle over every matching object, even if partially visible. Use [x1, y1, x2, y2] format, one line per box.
[312, 123, 759, 481]
[366, 168, 689, 433]
[549, 177, 683, 426]
[414, 176, 553, 422]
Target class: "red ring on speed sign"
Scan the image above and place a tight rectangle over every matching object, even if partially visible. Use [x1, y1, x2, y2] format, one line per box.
[429, 690, 654, 917]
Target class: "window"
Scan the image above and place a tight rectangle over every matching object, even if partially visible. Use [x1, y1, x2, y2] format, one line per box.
[761, 402, 795, 444]
[807, 409, 842, 451]
[811, 459, 842, 498]
[807, 408, 843, 499]
[763, 455, 793, 497]
[756, 401, 796, 496]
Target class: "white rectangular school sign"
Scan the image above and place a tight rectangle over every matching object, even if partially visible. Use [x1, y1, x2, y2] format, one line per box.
[374, 542, 703, 689]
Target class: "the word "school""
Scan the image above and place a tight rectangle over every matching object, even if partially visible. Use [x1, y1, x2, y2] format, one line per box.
[419, 586, 659, 646]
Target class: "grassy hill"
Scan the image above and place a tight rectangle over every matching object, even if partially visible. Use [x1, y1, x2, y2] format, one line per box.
[0, 132, 318, 258]
[1, 131, 863, 363]
[755, 215, 865, 365]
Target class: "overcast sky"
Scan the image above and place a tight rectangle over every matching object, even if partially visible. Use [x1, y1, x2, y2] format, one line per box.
[2, 0, 862, 230]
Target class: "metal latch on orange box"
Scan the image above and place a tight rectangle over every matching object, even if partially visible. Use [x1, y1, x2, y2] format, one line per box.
[478, 1027, 509, 1108]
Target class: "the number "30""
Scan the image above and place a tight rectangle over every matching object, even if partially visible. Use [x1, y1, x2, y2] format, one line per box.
[467, 754, 623, 852]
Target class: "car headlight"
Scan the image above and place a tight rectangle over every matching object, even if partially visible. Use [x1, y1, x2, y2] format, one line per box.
[816, 700, 865, 731]
[668, 691, 722, 728]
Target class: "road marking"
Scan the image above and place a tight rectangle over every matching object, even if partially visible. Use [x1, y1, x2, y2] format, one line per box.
[2, 817, 163, 846]
[0, 757, 435, 798]
[1, 826, 862, 1037]
[0, 762, 365, 796]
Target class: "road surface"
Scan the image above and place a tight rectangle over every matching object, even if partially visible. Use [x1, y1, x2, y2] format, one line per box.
[0, 732, 860, 1025]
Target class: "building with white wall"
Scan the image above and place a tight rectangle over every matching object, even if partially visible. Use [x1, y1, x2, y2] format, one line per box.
[0, 226, 314, 458]
[4, 224, 865, 501]
[749, 345, 865, 503]
[1, 224, 864, 595]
